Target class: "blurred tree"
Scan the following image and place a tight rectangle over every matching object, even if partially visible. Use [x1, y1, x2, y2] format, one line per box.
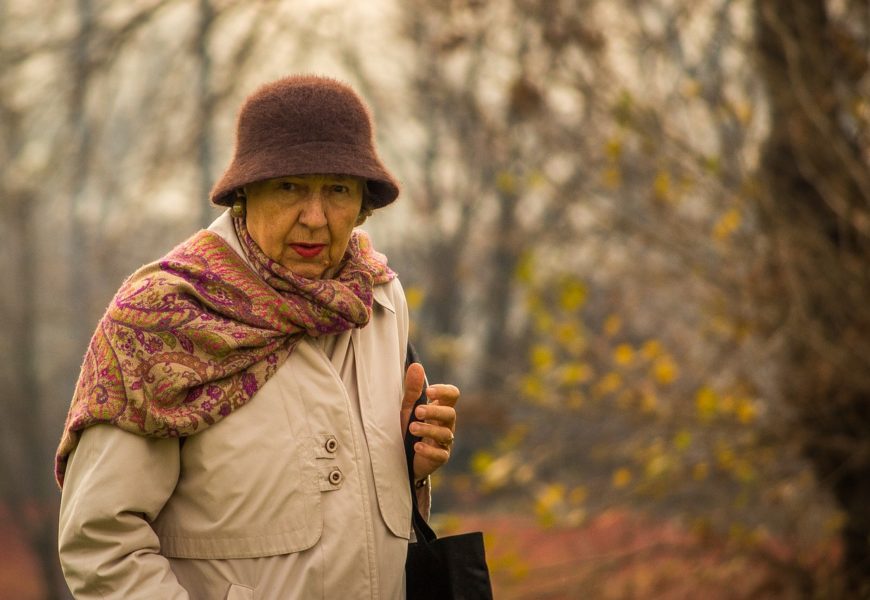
[0, 1, 333, 596]
[386, 0, 865, 595]
[392, 0, 612, 394]
[754, 0, 870, 593]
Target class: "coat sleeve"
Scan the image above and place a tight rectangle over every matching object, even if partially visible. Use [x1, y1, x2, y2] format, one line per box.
[58, 424, 190, 599]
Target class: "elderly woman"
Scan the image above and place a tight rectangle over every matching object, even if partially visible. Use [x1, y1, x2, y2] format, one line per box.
[56, 75, 458, 599]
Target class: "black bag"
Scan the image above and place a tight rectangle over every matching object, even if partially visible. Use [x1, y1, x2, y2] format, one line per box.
[404, 343, 493, 600]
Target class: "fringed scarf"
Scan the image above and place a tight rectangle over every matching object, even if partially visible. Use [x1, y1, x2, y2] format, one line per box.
[55, 218, 394, 486]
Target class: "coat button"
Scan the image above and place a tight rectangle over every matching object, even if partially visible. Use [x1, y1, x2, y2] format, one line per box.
[328, 468, 343, 486]
[325, 437, 338, 453]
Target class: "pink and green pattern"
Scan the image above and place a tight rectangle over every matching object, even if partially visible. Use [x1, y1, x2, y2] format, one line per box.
[55, 225, 394, 486]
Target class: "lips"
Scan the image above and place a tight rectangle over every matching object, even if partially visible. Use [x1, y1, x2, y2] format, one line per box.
[289, 243, 326, 258]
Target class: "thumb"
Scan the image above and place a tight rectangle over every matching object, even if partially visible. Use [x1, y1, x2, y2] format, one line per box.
[401, 362, 426, 434]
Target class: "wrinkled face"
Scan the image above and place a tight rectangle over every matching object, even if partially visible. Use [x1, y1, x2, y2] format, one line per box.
[243, 174, 364, 280]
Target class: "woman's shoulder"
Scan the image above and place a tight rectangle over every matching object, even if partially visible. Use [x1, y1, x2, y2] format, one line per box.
[373, 276, 405, 314]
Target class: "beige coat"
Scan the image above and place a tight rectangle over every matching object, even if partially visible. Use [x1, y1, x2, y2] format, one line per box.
[58, 213, 428, 599]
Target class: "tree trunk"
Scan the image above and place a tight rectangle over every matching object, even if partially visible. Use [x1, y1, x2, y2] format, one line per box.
[754, 0, 870, 595]
[480, 188, 522, 392]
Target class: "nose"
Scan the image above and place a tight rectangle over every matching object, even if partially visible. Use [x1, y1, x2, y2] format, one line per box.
[298, 192, 328, 229]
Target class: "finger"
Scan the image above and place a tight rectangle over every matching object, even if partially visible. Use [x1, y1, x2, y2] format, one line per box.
[401, 362, 426, 432]
[409, 421, 455, 447]
[414, 441, 450, 465]
[425, 384, 460, 408]
[414, 404, 456, 429]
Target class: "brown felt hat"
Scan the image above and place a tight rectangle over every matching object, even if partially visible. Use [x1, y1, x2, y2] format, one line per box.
[210, 75, 399, 208]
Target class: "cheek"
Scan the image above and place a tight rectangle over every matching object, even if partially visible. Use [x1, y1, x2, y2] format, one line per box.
[247, 209, 290, 258]
[329, 208, 362, 257]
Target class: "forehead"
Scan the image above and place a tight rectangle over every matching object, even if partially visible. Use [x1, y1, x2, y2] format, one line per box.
[277, 174, 360, 183]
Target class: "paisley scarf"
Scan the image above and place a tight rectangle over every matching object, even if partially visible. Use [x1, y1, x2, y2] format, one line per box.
[55, 219, 394, 486]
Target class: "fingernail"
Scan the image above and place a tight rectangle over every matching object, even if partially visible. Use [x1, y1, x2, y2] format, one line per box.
[415, 406, 427, 419]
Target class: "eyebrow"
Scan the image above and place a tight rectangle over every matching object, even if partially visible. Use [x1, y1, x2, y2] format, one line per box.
[279, 175, 358, 182]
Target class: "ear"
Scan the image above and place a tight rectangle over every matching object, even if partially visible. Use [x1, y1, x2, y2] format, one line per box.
[355, 205, 373, 226]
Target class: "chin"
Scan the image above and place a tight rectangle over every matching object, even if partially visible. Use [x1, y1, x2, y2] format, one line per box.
[284, 264, 328, 280]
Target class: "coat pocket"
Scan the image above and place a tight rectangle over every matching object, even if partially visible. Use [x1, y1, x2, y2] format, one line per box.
[153, 366, 324, 558]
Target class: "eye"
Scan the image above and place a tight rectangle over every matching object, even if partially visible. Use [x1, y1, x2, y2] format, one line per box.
[278, 181, 299, 192]
[331, 184, 350, 194]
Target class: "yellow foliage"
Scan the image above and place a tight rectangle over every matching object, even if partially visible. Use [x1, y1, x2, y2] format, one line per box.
[651, 354, 679, 385]
[612, 467, 633, 489]
[566, 508, 587, 526]
[673, 429, 692, 451]
[556, 322, 586, 354]
[603, 314, 622, 337]
[713, 208, 742, 241]
[736, 398, 758, 424]
[733, 459, 756, 484]
[534, 483, 566, 528]
[559, 279, 587, 311]
[716, 444, 735, 470]
[602, 166, 622, 189]
[605, 137, 623, 160]
[495, 170, 517, 194]
[521, 375, 545, 401]
[594, 371, 622, 396]
[640, 390, 659, 413]
[535, 313, 554, 334]
[485, 540, 530, 582]
[644, 454, 669, 480]
[704, 155, 722, 174]
[471, 451, 494, 475]
[641, 339, 663, 360]
[530, 344, 555, 372]
[728, 522, 761, 548]
[404, 286, 424, 311]
[734, 101, 753, 125]
[561, 362, 594, 385]
[709, 316, 734, 338]
[480, 453, 520, 491]
[681, 78, 701, 98]
[653, 170, 672, 202]
[527, 169, 548, 188]
[536, 483, 565, 509]
[497, 425, 529, 452]
[613, 343, 635, 366]
[695, 386, 718, 421]
[515, 251, 535, 284]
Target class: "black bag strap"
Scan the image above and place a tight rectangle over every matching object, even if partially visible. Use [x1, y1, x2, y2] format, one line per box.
[404, 341, 438, 545]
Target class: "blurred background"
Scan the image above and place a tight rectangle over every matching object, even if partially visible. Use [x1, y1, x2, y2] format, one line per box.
[1, 0, 868, 598]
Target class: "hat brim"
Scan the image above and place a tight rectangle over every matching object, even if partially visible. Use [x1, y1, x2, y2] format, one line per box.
[210, 141, 399, 209]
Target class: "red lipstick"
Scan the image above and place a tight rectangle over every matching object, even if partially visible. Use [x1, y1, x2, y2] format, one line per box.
[290, 243, 325, 258]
